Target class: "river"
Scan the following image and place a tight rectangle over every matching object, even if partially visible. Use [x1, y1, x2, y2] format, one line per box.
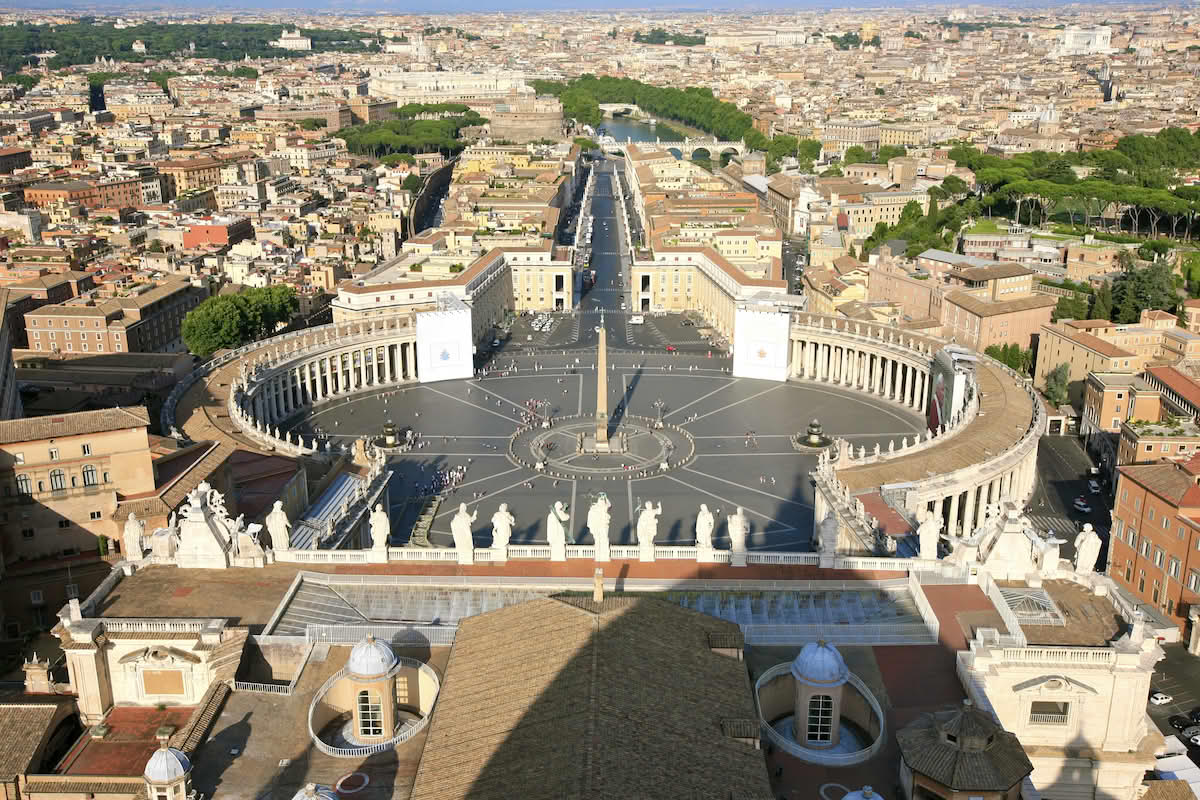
[599, 117, 685, 145]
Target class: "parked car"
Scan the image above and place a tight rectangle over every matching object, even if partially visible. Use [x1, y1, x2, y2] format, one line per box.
[1073, 497, 1092, 513]
[1189, 707, 1200, 724]
[665, 345, 677, 353]
[1151, 691, 1174, 705]
[1169, 715, 1192, 731]
[1088, 480, 1101, 494]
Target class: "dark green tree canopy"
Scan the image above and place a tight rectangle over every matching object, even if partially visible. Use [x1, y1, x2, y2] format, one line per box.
[182, 285, 299, 358]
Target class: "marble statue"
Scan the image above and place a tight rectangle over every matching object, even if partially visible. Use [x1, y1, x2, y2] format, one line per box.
[1073, 523, 1102, 575]
[818, 510, 839, 556]
[728, 506, 748, 565]
[450, 503, 477, 562]
[369, 504, 390, 551]
[695, 504, 715, 555]
[917, 508, 942, 561]
[490, 503, 515, 550]
[587, 494, 612, 561]
[636, 501, 661, 561]
[546, 501, 570, 561]
[1040, 535, 1066, 576]
[265, 501, 291, 551]
[123, 513, 146, 559]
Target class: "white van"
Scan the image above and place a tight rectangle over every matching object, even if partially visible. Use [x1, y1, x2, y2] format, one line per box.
[630, 314, 644, 325]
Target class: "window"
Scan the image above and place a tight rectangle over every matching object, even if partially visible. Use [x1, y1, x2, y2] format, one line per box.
[48, 448, 59, 461]
[89, 510, 101, 520]
[806, 694, 834, 743]
[13, 453, 23, 465]
[29, 590, 43, 605]
[1142, 540, 1152, 558]
[82, 465, 97, 486]
[1148, 508, 1155, 521]
[21, 528, 33, 539]
[1169, 558, 1181, 579]
[1155, 549, 1165, 568]
[57, 520, 69, 529]
[1029, 700, 1070, 725]
[49, 469, 65, 491]
[1189, 573, 1199, 592]
[357, 690, 383, 737]
[82, 444, 91, 456]
[15, 474, 30, 495]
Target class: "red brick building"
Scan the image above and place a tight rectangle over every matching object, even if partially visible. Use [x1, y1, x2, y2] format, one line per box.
[1110, 454, 1200, 638]
[180, 216, 253, 249]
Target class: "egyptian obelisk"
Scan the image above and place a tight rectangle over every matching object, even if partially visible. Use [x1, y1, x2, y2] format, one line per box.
[595, 315, 610, 451]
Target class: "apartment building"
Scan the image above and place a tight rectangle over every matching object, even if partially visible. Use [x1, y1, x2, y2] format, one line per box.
[939, 262, 1056, 351]
[1110, 456, 1200, 636]
[819, 118, 880, 155]
[158, 157, 223, 200]
[0, 406, 155, 564]
[25, 279, 204, 354]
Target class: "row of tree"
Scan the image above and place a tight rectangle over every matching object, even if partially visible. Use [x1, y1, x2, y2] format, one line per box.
[335, 110, 486, 159]
[0, 22, 377, 74]
[633, 28, 706, 46]
[531, 75, 759, 143]
[950, 130, 1200, 239]
[181, 286, 299, 358]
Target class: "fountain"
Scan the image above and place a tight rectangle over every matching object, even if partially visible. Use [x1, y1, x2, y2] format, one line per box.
[793, 418, 833, 450]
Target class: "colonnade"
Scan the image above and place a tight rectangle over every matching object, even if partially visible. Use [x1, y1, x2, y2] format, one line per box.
[250, 340, 419, 425]
[791, 337, 930, 416]
[921, 448, 1038, 539]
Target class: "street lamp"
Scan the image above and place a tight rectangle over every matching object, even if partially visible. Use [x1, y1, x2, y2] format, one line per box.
[653, 397, 667, 429]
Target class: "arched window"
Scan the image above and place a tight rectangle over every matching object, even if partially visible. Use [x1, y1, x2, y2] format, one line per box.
[49, 469, 66, 491]
[15, 474, 30, 495]
[82, 465, 97, 487]
[807, 694, 834, 744]
[357, 690, 382, 737]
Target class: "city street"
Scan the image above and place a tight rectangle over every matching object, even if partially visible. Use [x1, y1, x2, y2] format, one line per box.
[1027, 434, 1110, 568]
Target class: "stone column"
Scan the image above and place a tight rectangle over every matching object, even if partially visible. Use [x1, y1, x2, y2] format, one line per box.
[962, 485, 978, 537]
[947, 491, 960, 538]
[934, 497, 944, 525]
[808, 340, 817, 378]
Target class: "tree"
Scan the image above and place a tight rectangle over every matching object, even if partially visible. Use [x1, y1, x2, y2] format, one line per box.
[843, 145, 870, 165]
[181, 286, 299, 358]
[1044, 363, 1070, 407]
[1111, 261, 1178, 323]
[401, 173, 422, 192]
[299, 117, 327, 131]
[1090, 282, 1113, 320]
[941, 175, 968, 197]
[573, 136, 599, 151]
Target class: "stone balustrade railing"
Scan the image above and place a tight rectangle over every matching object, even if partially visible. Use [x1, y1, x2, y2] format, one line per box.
[833, 380, 981, 468]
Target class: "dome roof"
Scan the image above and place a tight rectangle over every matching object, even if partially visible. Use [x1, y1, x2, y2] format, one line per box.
[844, 787, 882, 800]
[936, 699, 1001, 752]
[348, 635, 397, 678]
[790, 640, 849, 687]
[291, 784, 339, 800]
[143, 746, 191, 783]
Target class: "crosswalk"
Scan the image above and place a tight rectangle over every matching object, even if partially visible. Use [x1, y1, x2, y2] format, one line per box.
[1024, 513, 1079, 539]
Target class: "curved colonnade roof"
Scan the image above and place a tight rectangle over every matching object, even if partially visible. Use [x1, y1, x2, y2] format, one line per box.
[838, 358, 1035, 493]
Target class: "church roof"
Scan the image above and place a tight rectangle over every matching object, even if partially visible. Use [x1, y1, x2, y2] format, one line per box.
[896, 701, 1032, 792]
[408, 596, 770, 800]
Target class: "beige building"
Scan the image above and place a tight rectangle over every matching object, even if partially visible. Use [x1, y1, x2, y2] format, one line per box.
[1035, 322, 1141, 405]
[0, 407, 155, 563]
[26, 279, 204, 354]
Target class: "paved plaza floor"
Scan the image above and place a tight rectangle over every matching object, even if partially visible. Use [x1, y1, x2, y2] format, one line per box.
[293, 352, 924, 552]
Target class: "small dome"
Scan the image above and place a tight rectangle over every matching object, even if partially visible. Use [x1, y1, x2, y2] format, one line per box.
[143, 747, 191, 783]
[844, 787, 883, 800]
[291, 784, 339, 800]
[347, 635, 396, 679]
[790, 640, 849, 687]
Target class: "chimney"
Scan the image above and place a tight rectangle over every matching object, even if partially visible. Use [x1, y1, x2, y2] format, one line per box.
[593, 568, 604, 603]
